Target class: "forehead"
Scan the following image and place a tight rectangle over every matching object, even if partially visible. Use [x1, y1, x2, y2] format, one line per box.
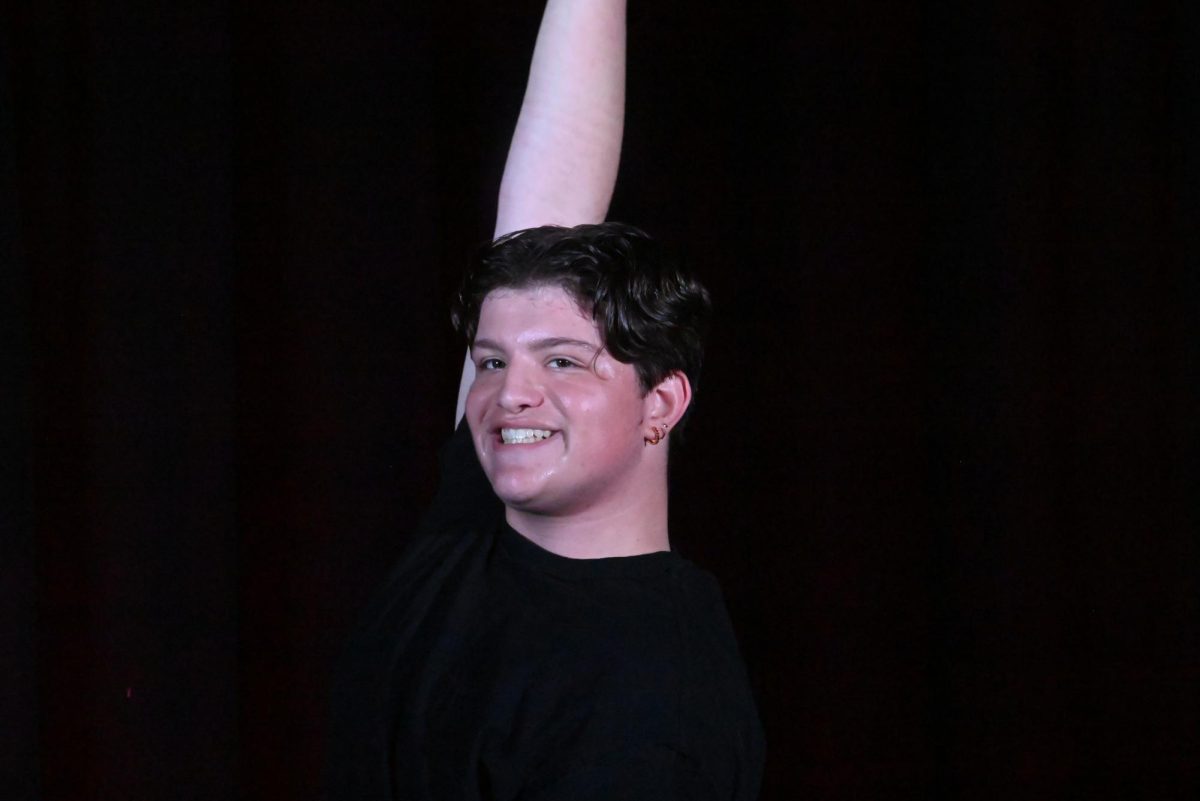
[476, 286, 599, 344]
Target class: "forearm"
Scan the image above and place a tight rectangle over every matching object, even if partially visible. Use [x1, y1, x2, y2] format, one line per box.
[494, 0, 627, 236]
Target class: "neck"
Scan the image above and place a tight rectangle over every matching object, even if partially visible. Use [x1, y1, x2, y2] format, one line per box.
[506, 469, 670, 559]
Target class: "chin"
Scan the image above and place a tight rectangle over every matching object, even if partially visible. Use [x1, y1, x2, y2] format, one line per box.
[491, 481, 574, 517]
[489, 475, 548, 509]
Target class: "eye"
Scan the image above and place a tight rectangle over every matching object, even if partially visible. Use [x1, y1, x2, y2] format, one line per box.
[478, 357, 506, 371]
[548, 357, 580, 370]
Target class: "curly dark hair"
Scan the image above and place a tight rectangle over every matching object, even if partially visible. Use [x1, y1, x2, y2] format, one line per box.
[451, 222, 712, 428]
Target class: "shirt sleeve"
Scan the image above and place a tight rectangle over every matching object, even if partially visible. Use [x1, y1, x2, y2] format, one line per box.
[412, 418, 502, 540]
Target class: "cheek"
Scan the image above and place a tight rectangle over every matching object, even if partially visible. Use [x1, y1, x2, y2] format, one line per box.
[565, 384, 645, 440]
[558, 383, 618, 418]
[464, 385, 496, 446]
[587, 430, 636, 466]
[465, 378, 492, 416]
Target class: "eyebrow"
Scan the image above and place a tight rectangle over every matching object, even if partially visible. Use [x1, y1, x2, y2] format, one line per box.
[473, 337, 598, 353]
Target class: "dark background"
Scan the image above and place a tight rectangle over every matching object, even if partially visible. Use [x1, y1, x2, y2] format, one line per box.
[4, 0, 1197, 798]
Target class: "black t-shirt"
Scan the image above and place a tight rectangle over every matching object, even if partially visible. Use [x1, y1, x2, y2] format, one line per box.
[325, 423, 764, 800]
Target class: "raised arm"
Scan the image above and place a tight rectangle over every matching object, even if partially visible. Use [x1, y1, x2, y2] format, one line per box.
[494, 0, 626, 236]
[456, 0, 627, 422]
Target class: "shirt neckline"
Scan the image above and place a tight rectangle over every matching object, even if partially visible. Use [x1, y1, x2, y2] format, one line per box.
[497, 520, 680, 581]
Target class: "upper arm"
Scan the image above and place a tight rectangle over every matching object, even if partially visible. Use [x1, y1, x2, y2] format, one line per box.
[415, 417, 501, 541]
[458, 0, 628, 424]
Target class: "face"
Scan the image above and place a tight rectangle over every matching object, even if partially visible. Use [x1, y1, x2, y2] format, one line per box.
[466, 285, 651, 517]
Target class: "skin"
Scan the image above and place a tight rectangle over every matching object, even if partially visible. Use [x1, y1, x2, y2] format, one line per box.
[456, 0, 627, 424]
[465, 285, 691, 559]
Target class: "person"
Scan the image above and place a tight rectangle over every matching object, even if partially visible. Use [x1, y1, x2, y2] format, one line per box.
[324, 1, 763, 798]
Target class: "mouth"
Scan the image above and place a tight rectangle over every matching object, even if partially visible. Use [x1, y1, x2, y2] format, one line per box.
[498, 427, 557, 445]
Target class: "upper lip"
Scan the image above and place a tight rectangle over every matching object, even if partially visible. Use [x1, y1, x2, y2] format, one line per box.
[493, 422, 558, 432]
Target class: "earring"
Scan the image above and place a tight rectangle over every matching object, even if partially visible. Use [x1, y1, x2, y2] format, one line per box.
[644, 424, 667, 446]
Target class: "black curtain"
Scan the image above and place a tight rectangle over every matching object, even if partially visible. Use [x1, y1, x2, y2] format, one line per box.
[5, 1, 1196, 798]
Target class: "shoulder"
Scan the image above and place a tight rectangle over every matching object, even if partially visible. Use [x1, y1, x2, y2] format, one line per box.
[549, 562, 764, 798]
[664, 561, 750, 681]
[666, 561, 766, 797]
[517, 605, 764, 798]
[577, 560, 752, 702]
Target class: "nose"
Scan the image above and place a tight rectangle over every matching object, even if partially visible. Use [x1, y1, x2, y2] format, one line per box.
[496, 361, 544, 413]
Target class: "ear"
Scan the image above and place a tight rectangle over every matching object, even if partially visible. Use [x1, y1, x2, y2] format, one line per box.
[642, 370, 693, 433]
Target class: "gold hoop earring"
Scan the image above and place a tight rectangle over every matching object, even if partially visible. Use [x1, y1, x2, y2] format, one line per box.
[644, 425, 665, 446]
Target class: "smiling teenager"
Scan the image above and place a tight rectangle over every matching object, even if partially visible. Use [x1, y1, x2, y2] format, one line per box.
[470, 286, 655, 542]
[324, 2, 763, 799]
[458, 225, 704, 560]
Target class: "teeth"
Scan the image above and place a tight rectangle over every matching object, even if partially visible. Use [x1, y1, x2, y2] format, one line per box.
[501, 428, 553, 445]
